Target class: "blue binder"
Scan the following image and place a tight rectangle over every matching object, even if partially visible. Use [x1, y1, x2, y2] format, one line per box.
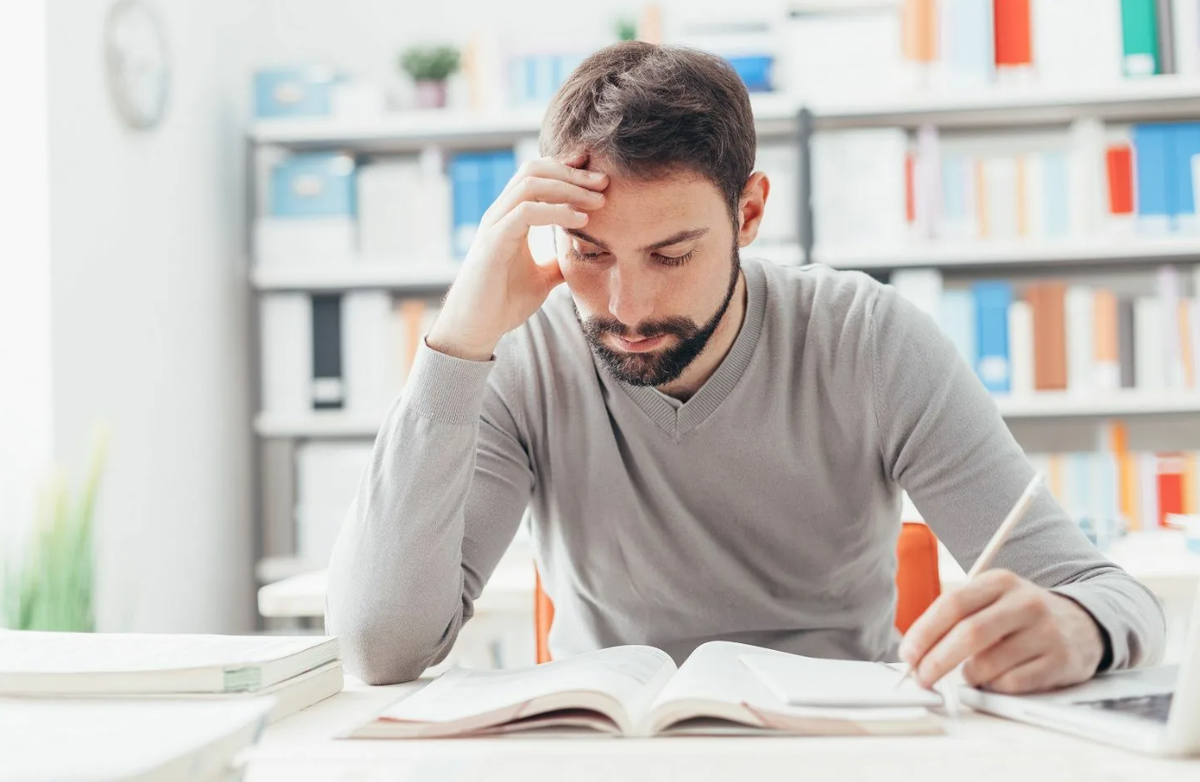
[972, 281, 1013, 394]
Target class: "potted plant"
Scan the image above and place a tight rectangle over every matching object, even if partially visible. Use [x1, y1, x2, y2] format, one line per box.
[399, 44, 460, 109]
[2, 425, 108, 631]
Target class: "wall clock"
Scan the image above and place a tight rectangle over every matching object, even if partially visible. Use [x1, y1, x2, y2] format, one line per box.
[104, 0, 170, 130]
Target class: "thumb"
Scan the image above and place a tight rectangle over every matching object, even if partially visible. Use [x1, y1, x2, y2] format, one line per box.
[539, 257, 566, 292]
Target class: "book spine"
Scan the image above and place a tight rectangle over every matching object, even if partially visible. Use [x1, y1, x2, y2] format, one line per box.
[1031, 282, 1069, 391]
[994, 0, 1034, 74]
[1093, 289, 1122, 391]
[1122, 0, 1162, 75]
[1157, 0, 1178, 73]
[1065, 286, 1096, 393]
[1118, 296, 1138, 389]
[1170, 123, 1200, 233]
[1133, 124, 1173, 234]
[1008, 299, 1035, 396]
[941, 289, 979, 370]
[311, 294, 344, 410]
[1159, 265, 1186, 388]
[1173, 0, 1200, 74]
[974, 281, 1014, 393]
[1134, 296, 1166, 389]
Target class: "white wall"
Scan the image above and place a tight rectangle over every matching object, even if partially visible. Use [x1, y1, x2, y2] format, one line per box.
[0, 1, 53, 561]
[46, 0, 254, 632]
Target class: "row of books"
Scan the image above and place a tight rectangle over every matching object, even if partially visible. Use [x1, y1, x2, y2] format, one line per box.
[259, 293, 439, 418]
[1030, 440, 1200, 540]
[787, 0, 1200, 100]
[817, 119, 1200, 251]
[890, 265, 1200, 394]
[255, 140, 800, 268]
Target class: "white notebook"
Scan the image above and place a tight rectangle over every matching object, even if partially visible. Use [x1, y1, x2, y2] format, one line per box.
[1, 697, 273, 782]
[0, 630, 339, 695]
[348, 641, 943, 739]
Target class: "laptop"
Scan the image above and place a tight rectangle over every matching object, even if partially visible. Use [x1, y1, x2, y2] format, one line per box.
[959, 580, 1200, 757]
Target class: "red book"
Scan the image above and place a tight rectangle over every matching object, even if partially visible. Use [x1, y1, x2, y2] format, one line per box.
[1106, 145, 1134, 215]
[994, 0, 1033, 67]
[1158, 454, 1186, 528]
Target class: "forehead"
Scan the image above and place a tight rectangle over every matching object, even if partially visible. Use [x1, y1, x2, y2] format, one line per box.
[576, 161, 727, 240]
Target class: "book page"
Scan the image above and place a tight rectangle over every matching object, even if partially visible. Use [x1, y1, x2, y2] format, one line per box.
[740, 652, 944, 708]
[0, 631, 334, 674]
[378, 645, 676, 729]
[646, 641, 935, 734]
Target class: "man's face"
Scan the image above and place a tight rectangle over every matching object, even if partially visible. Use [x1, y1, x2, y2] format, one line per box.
[558, 163, 742, 387]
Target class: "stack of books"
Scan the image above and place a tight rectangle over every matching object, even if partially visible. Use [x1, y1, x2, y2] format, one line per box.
[0, 631, 342, 781]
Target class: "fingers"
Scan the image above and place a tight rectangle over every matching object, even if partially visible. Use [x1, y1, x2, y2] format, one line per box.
[900, 570, 1016, 666]
[980, 649, 1059, 695]
[488, 176, 606, 223]
[493, 201, 589, 243]
[519, 155, 608, 192]
[961, 626, 1046, 689]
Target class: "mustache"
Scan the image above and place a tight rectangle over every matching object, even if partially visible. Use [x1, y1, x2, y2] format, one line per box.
[582, 316, 699, 341]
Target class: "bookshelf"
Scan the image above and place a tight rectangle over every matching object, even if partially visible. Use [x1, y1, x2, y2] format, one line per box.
[248, 77, 1200, 597]
[814, 237, 1200, 272]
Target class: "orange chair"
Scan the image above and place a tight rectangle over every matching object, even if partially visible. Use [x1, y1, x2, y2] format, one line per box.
[534, 521, 940, 664]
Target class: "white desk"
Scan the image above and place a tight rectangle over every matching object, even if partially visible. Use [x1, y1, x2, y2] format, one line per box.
[241, 677, 1200, 782]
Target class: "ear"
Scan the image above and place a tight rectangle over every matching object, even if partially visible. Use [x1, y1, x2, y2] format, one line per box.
[736, 171, 769, 248]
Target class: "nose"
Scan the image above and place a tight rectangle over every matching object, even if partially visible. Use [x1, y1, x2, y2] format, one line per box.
[607, 264, 655, 331]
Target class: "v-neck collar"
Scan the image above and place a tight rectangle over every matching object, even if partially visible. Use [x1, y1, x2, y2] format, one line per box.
[607, 257, 767, 440]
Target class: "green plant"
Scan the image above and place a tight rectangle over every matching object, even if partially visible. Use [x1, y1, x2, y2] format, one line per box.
[2, 425, 109, 631]
[615, 17, 638, 42]
[399, 45, 461, 82]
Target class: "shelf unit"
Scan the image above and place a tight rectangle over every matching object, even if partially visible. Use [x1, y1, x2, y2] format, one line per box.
[248, 77, 1200, 600]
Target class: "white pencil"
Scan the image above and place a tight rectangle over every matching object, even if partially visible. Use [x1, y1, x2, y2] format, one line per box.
[894, 472, 1045, 691]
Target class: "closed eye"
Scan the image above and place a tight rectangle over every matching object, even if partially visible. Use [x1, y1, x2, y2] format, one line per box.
[654, 250, 695, 267]
[568, 247, 608, 262]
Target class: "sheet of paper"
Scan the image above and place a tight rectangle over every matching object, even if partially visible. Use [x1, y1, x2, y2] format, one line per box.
[740, 652, 944, 708]
[0, 632, 333, 674]
[381, 646, 676, 724]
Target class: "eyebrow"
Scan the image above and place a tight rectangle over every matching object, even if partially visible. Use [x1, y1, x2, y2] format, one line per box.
[564, 227, 710, 253]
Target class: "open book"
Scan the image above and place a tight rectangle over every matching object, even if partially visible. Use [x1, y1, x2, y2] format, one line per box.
[348, 641, 945, 739]
[0, 630, 339, 695]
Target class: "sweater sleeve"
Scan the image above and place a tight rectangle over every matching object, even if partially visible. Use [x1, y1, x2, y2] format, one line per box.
[324, 339, 533, 684]
[868, 283, 1165, 670]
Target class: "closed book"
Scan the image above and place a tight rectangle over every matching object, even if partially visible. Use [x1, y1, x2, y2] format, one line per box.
[1008, 299, 1035, 396]
[994, 0, 1033, 72]
[1169, 123, 1200, 233]
[980, 156, 1020, 240]
[1140, 452, 1160, 531]
[941, 289, 978, 371]
[1157, 0, 1178, 73]
[1092, 289, 1121, 391]
[1173, 0, 1200, 74]
[1118, 296, 1138, 388]
[311, 294, 344, 410]
[356, 157, 422, 259]
[1065, 286, 1095, 393]
[1134, 296, 1166, 389]
[1158, 454, 1186, 527]
[1033, 0, 1125, 85]
[1181, 300, 1196, 387]
[1158, 265, 1186, 388]
[1186, 452, 1200, 514]
[973, 282, 1013, 393]
[343, 291, 395, 416]
[914, 125, 941, 241]
[260, 294, 313, 416]
[937, 0, 996, 88]
[1019, 153, 1045, 238]
[1029, 282, 1069, 391]
[0, 632, 339, 694]
[1121, 0, 1162, 75]
[782, 7, 908, 101]
[903, 0, 939, 64]
[296, 441, 374, 565]
[1133, 124, 1174, 234]
[1041, 150, 1071, 238]
[938, 154, 978, 240]
[812, 130, 909, 250]
[417, 147, 454, 260]
[1068, 119, 1107, 237]
[1190, 299, 1200, 389]
[1106, 144, 1135, 217]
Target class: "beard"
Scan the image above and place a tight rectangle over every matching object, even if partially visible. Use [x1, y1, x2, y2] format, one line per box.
[576, 247, 742, 387]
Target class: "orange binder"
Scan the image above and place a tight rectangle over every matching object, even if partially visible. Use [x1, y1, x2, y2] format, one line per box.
[1106, 145, 1134, 215]
[1029, 282, 1069, 391]
[1158, 454, 1186, 528]
[994, 0, 1033, 67]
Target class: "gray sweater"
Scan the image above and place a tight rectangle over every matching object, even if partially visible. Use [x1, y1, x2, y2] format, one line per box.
[326, 258, 1165, 684]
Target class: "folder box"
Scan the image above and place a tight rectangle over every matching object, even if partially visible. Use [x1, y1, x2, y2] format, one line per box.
[255, 217, 356, 267]
[270, 153, 358, 218]
[254, 66, 341, 119]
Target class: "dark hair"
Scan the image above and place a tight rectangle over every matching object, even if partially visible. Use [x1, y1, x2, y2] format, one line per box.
[540, 41, 756, 218]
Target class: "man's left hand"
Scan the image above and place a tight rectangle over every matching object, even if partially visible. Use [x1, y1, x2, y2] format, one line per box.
[898, 569, 1106, 694]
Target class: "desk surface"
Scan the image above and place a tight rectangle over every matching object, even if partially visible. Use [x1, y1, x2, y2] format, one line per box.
[241, 677, 1200, 782]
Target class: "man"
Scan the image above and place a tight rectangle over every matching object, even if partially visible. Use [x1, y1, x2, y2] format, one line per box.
[326, 42, 1164, 690]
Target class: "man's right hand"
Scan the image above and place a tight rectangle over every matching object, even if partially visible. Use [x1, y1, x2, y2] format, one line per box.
[426, 152, 609, 361]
